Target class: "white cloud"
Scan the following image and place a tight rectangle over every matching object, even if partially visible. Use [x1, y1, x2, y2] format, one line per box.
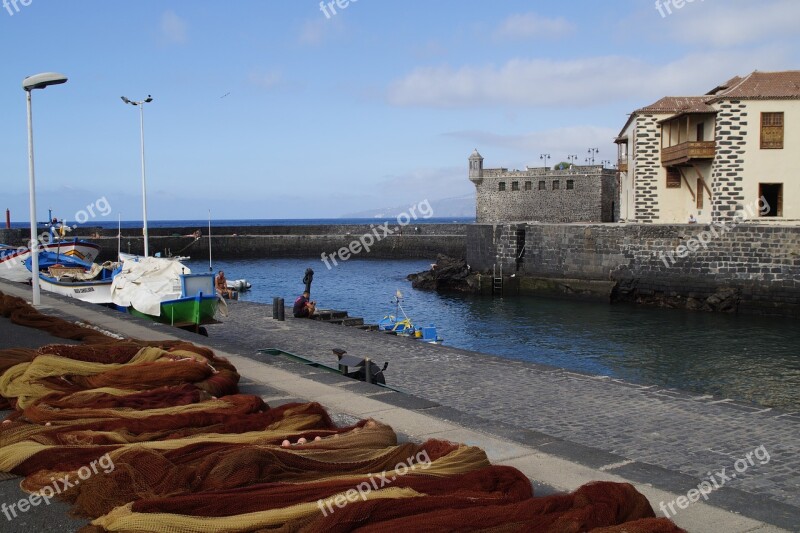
[445, 126, 618, 164]
[299, 17, 345, 46]
[493, 13, 575, 40]
[160, 10, 188, 44]
[660, 0, 800, 47]
[248, 69, 285, 90]
[387, 48, 789, 109]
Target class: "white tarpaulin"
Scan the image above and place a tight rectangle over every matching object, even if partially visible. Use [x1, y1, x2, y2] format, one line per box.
[110, 257, 190, 316]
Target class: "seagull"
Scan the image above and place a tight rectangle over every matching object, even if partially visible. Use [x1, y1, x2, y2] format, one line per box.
[220, 92, 231, 99]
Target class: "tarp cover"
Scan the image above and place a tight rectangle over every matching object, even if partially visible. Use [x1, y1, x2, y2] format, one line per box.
[111, 257, 190, 316]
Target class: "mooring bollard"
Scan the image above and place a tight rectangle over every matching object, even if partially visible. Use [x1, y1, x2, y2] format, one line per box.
[364, 357, 373, 384]
[277, 298, 285, 321]
[273, 297, 285, 321]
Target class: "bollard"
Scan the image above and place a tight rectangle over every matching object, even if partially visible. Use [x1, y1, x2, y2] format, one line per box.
[364, 357, 373, 384]
[272, 297, 279, 319]
[277, 298, 285, 321]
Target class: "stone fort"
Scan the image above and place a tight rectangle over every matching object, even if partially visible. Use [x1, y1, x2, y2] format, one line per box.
[468, 150, 618, 223]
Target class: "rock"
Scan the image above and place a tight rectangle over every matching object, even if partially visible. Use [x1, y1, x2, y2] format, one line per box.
[408, 255, 480, 293]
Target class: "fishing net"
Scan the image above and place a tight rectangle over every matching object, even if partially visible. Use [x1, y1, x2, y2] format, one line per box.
[0, 292, 685, 532]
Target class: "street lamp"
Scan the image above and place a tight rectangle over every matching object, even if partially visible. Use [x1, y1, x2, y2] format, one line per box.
[567, 155, 578, 166]
[23, 72, 68, 306]
[601, 160, 612, 168]
[121, 94, 154, 257]
[540, 154, 551, 170]
[587, 148, 599, 165]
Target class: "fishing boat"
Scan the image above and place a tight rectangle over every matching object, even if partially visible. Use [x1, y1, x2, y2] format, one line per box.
[0, 239, 101, 283]
[110, 256, 221, 333]
[25, 252, 117, 304]
[378, 291, 443, 344]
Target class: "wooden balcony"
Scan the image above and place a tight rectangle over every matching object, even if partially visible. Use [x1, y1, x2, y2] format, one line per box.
[618, 159, 628, 172]
[661, 141, 715, 166]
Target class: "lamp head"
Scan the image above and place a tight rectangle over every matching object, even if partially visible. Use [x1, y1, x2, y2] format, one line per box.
[144, 95, 153, 103]
[22, 72, 68, 92]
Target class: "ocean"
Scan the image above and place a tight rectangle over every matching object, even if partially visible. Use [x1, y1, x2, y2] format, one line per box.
[8, 217, 475, 231]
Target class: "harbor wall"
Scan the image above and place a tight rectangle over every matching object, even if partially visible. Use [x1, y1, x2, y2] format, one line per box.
[467, 223, 800, 316]
[101, 234, 464, 261]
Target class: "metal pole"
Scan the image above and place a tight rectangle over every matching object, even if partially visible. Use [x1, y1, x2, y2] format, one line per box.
[208, 209, 212, 271]
[139, 104, 149, 257]
[25, 90, 41, 306]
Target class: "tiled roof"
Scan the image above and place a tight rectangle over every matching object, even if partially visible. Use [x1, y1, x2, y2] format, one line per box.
[709, 70, 800, 100]
[635, 96, 711, 114]
[617, 71, 800, 140]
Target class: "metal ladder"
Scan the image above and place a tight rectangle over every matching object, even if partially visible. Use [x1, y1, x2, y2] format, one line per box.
[492, 263, 503, 296]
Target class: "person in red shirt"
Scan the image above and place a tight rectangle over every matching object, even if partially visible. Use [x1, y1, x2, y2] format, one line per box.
[293, 291, 316, 318]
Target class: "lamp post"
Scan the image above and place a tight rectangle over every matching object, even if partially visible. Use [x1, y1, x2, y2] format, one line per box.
[23, 72, 68, 306]
[586, 148, 599, 165]
[540, 154, 550, 170]
[121, 95, 153, 257]
[601, 159, 612, 168]
[567, 154, 578, 166]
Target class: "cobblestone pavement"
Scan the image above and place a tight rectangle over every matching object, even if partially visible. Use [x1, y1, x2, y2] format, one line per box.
[206, 301, 800, 517]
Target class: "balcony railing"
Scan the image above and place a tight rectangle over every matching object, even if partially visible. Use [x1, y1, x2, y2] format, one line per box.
[618, 158, 628, 172]
[661, 141, 716, 166]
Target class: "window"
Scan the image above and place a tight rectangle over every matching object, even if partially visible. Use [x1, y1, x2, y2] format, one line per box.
[696, 177, 704, 209]
[498, 182, 506, 191]
[761, 112, 784, 149]
[538, 181, 546, 190]
[552, 180, 560, 190]
[511, 181, 519, 191]
[759, 183, 783, 217]
[666, 167, 681, 188]
[566, 180, 574, 190]
[524, 181, 532, 191]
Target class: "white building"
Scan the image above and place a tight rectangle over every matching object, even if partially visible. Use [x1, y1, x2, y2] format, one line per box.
[616, 71, 800, 224]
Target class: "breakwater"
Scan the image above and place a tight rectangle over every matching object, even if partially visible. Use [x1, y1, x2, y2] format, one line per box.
[1, 224, 467, 261]
[468, 223, 800, 316]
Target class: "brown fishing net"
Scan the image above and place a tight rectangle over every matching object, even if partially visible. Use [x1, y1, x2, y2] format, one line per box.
[0, 292, 686, 532]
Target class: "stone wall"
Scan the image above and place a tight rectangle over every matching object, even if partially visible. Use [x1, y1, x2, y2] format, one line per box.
[712, 99, 748, 222]
[633, 114, 661, 222]
[1, 225, 465, 262]
[467, 222, 800, 316]
[472, 166, 617, 224]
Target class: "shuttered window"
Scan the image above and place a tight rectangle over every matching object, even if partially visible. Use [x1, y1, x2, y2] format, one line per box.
[666, 167, 681, 188]
[761, 112, 784, 149]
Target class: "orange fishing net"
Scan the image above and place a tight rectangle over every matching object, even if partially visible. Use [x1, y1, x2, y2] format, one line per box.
[0, 292, 685, 532]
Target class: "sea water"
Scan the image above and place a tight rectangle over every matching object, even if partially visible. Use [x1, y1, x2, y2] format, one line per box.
[185, 257, 800, 411]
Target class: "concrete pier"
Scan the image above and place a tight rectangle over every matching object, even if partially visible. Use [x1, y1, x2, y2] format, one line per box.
[0, 281, 797, 532]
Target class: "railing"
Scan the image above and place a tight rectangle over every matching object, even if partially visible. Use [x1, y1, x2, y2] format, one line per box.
[618, 157, 628, 172]
[661, 141, 716, 166]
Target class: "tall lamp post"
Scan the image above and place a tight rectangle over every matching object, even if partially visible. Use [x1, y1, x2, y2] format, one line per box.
[586, 148, 599, 165]
[121, 94, 153, 257]
[23, 72, 68, 306]
[540, 154, 551, 170]
[567, 154, 578, 166]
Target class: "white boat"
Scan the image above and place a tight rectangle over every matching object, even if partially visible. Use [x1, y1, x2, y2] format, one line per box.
[0, 240, 101, 283]
[38, 275, 114, 304]
[25, 252, 116, 304]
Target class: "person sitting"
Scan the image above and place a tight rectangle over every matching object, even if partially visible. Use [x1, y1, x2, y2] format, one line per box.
[215, 271, 233, 299]
[293, 291, 316, 318]
[688, 214, 698, 224]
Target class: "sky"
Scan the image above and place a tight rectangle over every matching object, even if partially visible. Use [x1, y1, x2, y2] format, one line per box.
[0, 0, 798, 223]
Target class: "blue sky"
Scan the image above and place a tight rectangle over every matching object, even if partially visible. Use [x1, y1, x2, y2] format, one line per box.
[0, 0, 797, 222]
